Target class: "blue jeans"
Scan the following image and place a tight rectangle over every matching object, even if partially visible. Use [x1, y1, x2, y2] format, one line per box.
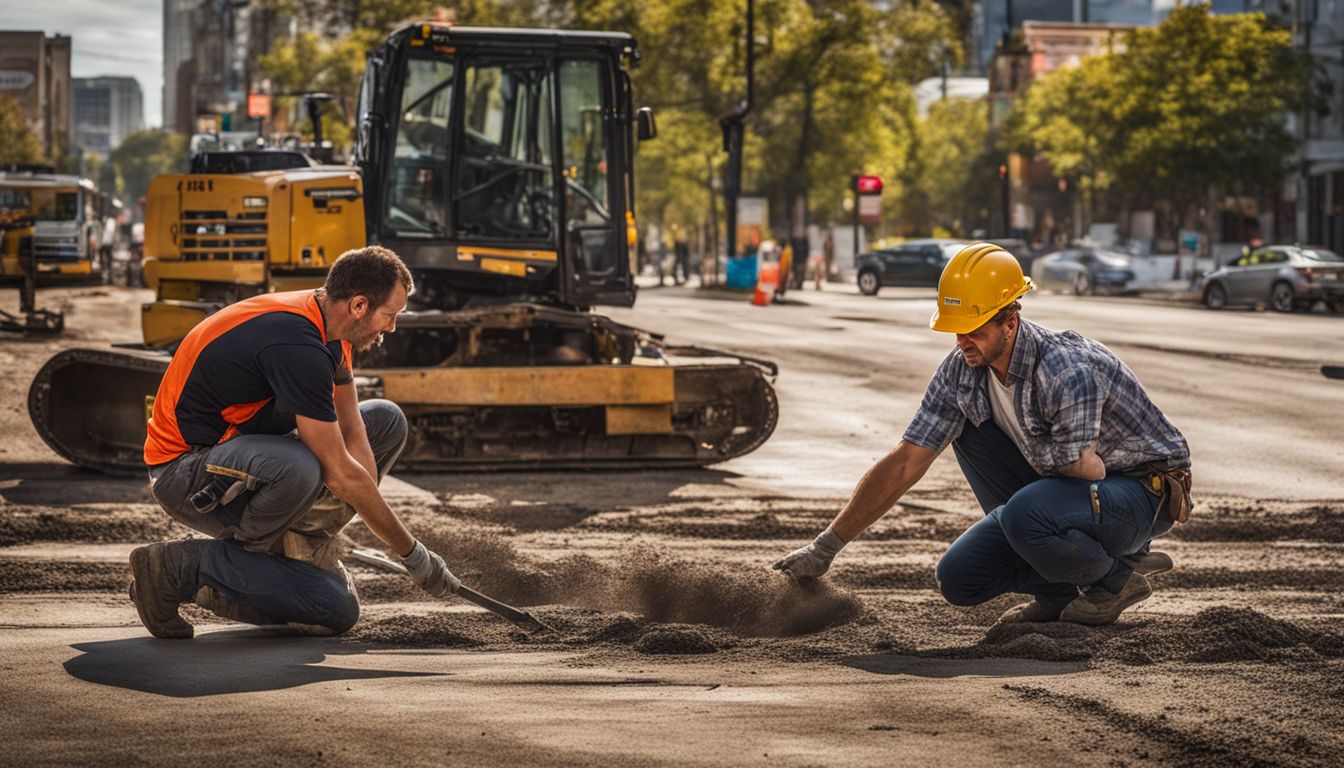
[934, 419, 1172, 616]
[148, 399, 408, 633]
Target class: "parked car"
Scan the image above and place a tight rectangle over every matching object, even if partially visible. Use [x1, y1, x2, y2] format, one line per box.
[1031, 248, 1137, 295]
[1200, 245, 1344, 313]
[856, 238, 970, 295]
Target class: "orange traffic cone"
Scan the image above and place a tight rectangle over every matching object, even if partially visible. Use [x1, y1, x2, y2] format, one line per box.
[751, 262, 779, 306]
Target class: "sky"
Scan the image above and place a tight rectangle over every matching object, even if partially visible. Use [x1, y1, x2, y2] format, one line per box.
[6, 0, 162, 128]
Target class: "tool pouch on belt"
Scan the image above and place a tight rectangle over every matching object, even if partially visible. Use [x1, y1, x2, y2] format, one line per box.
[1147, 467, 1193, 525]
[190, 464, 262, 515]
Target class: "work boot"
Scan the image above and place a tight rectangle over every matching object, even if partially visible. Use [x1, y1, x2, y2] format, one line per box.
[1059, 573, 1153, 626]
[996, 599, 1065, 624]
[1128, 550, 1174, 577]
[128, 540, 204, 639]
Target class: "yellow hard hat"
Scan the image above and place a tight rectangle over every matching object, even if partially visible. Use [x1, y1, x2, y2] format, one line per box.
[930, 242, 1034, 334]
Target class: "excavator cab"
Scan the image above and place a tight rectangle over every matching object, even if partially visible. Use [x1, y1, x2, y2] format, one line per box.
[358, 25, 641, 310]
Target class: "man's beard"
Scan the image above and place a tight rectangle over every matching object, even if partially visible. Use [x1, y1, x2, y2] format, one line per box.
[961, 334, 1008, 368]
[356, 332, 385, 352]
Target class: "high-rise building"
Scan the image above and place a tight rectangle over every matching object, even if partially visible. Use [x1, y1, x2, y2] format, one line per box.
[163, 0, 198, 133]
[1294, 0, 1344, 253]
[0, 30, 72, 162]
[162, 0, 289, 135]
[73, 77, 145, 157]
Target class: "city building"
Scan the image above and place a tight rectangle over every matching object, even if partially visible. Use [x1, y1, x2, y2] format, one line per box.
[0, 30, 72, 162]
[970, 1, 1275, 74]
[73, 76, 144, 158]
[163, 0, 288, 135]
[1293, 0, 1344, 253]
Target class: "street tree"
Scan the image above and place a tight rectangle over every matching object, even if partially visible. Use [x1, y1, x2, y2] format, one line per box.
[109, 130, 190, 206]
[902, 97, 996, 237]
[0, 95, 43, 166]
[1110, 5, 1311, 245]
[1009, 5, 1312, 248]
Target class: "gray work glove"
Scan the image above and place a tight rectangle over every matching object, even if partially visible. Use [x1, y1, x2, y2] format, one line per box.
[773, 527, 847, 579]
[400, 540, 462, 597]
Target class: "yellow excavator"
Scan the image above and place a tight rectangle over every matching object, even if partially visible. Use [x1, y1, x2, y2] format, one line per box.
[29, 24, 778, 474]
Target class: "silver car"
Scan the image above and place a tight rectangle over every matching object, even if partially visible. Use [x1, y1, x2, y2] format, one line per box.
[1031, 248, 1136, 295]
[1201, 245, 1344, 313]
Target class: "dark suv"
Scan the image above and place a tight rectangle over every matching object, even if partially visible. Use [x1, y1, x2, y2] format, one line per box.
[856, 239, 968, 295]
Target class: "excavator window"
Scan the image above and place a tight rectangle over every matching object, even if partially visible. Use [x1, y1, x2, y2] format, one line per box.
[389, 56, 455, 237]
[559, 58, 615, 278]
[454, 57, 555, 242]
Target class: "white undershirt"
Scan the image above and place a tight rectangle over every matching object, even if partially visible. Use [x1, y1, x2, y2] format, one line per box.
[987, 371, 1031, 458]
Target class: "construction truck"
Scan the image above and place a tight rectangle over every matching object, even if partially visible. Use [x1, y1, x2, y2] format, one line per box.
[29, 24, 778, 475]
[0, 171, 108, 282]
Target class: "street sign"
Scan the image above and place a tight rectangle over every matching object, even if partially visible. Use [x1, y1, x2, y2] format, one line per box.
[246, 93, 272, 118]
[737, 196, 768, 227]
[859, 194, 882, 223]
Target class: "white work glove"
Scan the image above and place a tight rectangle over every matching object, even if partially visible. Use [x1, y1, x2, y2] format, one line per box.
[400, 540, 462, 597]
[773, 527, 847, 580]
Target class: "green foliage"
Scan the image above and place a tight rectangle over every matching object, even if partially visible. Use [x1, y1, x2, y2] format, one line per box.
[902, 98, 995, 236]
[0, 95, 43, 166]
[109, 130, 189, 204]
[1009, 5, 1311, 235]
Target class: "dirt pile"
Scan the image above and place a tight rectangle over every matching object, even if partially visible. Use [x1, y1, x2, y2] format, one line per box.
[353, 614, 491, 647]
[1174, 503, 1344, 542]
[1097, 607, 1344, 664]
[0, 504, 186, 546]
[632, 626, 719, 655]
[412, 525, 865, 638]
[962, 607, 1344, 665]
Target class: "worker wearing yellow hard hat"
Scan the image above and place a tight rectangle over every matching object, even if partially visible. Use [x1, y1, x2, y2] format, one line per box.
[928, 242, 1035, 334]
[776, 242, 1193, 627]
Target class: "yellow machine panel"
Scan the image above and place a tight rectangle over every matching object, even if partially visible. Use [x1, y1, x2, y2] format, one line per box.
[371, 366, 676, 406]
[286, 175, 365, 270]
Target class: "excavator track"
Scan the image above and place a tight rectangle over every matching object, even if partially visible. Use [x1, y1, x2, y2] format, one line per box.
[28, 346, 169, 476]
[356, 304, 779, 470]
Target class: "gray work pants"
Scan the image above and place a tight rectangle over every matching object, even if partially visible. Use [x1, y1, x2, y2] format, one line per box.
[147, 399, 408, 633]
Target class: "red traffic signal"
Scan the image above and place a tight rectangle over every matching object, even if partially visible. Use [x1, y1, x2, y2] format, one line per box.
[854, 175, 883, 195]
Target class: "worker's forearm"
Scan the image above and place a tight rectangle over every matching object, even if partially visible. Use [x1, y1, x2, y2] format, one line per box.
[328, 464, 414, 556]
[345, 434, 379, 484]
[830, 451, 920, 542]
[1058, 443, 1105, 481]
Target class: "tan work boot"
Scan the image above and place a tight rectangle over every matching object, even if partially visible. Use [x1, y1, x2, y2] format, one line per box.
[996, 599, 1063, 624]
[1059, 573, 1153, 626]
[128, 541, 201, 639]
[1130, 550, 1173, 576]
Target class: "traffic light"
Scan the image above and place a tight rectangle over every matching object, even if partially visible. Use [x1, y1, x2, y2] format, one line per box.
[854, 175, 883, 194]
[221, 113, 232, 131]
[997, 164, 1007, 180]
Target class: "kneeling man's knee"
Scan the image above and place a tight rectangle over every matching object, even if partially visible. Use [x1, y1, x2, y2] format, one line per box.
[322, 590, 360, 636]
[934, 553, 983, 607]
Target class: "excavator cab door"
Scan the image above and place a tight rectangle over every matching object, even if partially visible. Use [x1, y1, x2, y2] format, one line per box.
[556, 56, 634, 309]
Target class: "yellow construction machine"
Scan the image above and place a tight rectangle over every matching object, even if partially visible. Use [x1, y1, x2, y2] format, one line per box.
[0, 171, 108, 282]
[29, 24, 778, 474]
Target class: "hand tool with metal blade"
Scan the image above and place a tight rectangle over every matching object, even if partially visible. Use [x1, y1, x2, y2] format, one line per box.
[348, 547, 554, 633]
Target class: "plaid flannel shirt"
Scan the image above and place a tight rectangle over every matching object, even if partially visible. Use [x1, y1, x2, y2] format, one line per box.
[902, 318, 1190, 475]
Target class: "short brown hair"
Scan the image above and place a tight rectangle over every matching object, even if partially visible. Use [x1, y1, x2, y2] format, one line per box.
[324, 245, 413, 309]
[989, 300, 1021, 325]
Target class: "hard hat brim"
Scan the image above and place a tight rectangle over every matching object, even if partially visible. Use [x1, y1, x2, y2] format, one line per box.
[929, 279, 1034, 334]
